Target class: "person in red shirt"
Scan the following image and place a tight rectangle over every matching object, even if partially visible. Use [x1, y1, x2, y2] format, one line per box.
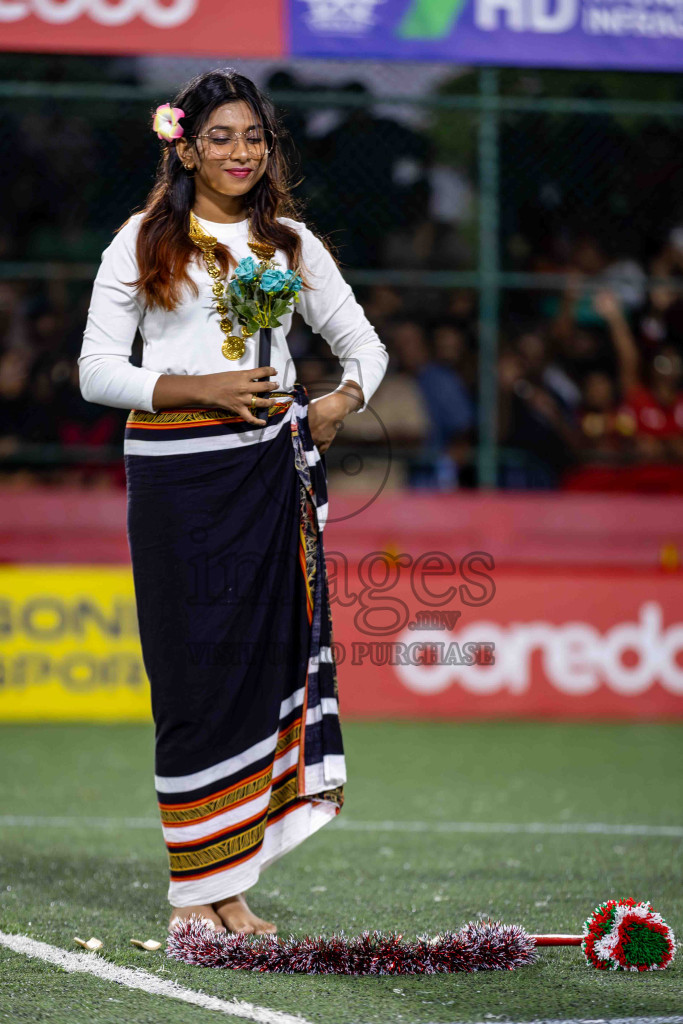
[593, 290, 683, 463]
[578, 370, 635, 456]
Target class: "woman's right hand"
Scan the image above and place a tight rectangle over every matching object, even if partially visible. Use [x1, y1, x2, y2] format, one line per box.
[152, 367, 280, 424]
[197, 367, 280, 425]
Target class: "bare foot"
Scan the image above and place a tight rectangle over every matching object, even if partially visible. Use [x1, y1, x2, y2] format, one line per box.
[214, 893, 277, 935]
[168, 904, 226, 933]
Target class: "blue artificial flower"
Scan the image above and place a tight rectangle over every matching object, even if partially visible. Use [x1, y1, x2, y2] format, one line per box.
[228, 279, 243, 298]
[261, 268, 286, 294]
[283, 269, 303, 293]
[234, 257, 258, 282]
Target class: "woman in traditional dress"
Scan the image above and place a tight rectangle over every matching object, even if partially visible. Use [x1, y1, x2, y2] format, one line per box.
[78, 68, 388, 935]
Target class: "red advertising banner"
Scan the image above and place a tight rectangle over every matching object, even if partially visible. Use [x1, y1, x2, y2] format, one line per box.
[3, 490, 681, 567]
[1, 490, 681, 720]
[331, 566, 683, 720]
[0, 0, 284, 57]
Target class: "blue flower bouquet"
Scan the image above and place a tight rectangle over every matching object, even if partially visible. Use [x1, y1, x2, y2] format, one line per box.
[228, 255, 303, 338]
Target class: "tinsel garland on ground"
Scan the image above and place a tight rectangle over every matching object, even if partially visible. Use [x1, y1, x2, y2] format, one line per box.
[582, 898, 676, 972]
[166, 917, 538, 975]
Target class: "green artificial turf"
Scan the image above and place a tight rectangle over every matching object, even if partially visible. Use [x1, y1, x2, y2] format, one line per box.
[0, 721, 681, 1024]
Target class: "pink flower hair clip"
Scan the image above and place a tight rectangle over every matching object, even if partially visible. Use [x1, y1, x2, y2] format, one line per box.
[153, 103, 185, 142]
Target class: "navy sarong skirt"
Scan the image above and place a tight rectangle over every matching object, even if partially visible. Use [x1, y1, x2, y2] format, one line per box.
[124, 384, 345, 907]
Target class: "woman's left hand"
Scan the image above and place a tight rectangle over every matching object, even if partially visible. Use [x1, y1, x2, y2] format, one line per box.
[307, 383, 363, 454]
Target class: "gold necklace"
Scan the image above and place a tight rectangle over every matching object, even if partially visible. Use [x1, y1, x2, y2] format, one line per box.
[188, 210, 276, 360]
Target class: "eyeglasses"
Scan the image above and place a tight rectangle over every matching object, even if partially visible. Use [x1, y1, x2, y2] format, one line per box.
[191, 127, 275, 157]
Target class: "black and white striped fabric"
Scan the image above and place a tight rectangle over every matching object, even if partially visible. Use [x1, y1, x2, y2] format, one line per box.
[125, 381, 345, 908]
[289, 383, 343, 796]
[290, 383, 329, 533]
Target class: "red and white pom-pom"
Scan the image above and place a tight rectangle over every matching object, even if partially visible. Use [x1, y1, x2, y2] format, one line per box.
[582, 898, 675, 972]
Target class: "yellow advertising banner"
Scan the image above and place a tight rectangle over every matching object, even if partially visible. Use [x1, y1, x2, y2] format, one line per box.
[0, 565, 151, 721]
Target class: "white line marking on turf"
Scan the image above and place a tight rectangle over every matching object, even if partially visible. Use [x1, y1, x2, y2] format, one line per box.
[1, 815, 681, 838]
[0, 930, 311, 1024]
[335, 820, 683, 838]
[0, 815, 160, 829]
[401, 1019, 683, 1024]
[470, 1019, 683, 1024]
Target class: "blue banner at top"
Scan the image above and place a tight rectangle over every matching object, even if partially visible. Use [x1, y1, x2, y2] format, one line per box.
[289, 0, 683, 70]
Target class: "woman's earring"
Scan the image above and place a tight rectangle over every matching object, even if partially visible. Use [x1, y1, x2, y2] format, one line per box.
[184, 164, 196, 177]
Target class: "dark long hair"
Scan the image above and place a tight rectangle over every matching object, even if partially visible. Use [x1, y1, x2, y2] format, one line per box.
[126, 68, 307, 311]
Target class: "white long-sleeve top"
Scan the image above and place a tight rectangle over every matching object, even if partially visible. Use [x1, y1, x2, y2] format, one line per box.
[78, 211, 388, 414]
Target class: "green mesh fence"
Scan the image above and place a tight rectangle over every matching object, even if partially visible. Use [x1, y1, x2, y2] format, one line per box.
[1, 66, 683, 489]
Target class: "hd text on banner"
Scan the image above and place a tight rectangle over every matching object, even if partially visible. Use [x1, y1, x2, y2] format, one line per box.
[291, 0, 683, 71]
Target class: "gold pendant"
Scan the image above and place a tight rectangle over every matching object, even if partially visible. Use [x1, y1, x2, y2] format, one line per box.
[248, 238, 276, 261]
[222, 336, 246, 360]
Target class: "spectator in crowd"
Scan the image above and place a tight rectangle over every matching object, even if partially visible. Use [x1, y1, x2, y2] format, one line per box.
[360, 285, 404, 338]
[549, 274, 617, 396]
[445, 289, 478, 338]
[515, 328, 582, 416]
[389, 317, 475, 487]
[637, 230, 683, 361]
[497, 331, 580, 488]
[432, 319, 476, 390]
[347, 318, 429, 448]
[595, 289, 683, 463]
[0, 349, 32, 458]
[577, 371, 627, 458]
